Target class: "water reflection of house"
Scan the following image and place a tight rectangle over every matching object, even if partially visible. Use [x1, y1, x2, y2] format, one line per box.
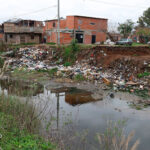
[2, 19, 43, 44]
[65, 93, 95, 106]
[51, 87, 96, 106]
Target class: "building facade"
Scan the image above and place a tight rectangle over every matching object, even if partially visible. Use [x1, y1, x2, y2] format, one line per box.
[3, 19, 43, 44]
[44, 16, 108, 44]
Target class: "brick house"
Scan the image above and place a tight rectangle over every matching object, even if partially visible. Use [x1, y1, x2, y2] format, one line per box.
[44, 15, 108, 44]
[3, 19, 43, 44]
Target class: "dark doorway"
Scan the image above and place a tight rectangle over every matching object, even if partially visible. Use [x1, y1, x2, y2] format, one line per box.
[76, 34, 83, 43]
[92, 35, 96, 44]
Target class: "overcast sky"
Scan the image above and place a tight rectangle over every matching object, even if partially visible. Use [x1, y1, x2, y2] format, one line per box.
[0, 0, 149, 24]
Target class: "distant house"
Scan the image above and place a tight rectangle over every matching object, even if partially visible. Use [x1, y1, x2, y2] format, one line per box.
[44, 15, 108, 44]
[107, 32, 121, 42]
[2, 19, 43, 44]
[132, 27, 150, 43]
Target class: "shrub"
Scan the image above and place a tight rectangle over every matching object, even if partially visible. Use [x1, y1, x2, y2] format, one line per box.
[137, 72, 150, 78]
[74, 74, 85, 81]
[49, 68, 58, 77]
[64, 62, 72, 67]
[63, 39, 80, 65]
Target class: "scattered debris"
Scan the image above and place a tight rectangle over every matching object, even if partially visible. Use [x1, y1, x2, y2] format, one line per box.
[2, 45, 150, 102]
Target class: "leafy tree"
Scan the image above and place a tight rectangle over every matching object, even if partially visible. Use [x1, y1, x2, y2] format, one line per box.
[138, 7, 150, 27]
[118, 19, 134, 38]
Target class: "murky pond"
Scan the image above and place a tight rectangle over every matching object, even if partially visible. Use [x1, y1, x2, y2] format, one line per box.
[1, 78, 150, 150]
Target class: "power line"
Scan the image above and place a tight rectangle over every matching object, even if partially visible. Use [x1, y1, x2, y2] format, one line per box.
[86, 0, 148, 9]
[0, 4, 57, 21]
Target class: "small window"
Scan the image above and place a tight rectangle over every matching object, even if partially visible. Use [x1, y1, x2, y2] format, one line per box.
[78, 19, 82, 25]
[53, 22, 56, 27]
[31, 35, 34, 39]
[90, 23, 95, 25]
[10, 34, 13, 38]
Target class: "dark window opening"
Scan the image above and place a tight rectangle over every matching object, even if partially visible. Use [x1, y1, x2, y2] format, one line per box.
[10, 34, 13, 38]
[90, 23, 96, 25]
[29, 21, 34, 27]
[53, 22, 56, 27]
[31, 35, 34, 39]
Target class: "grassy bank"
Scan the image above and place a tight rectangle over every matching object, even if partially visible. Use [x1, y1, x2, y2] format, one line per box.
[0, 94, 57, 150]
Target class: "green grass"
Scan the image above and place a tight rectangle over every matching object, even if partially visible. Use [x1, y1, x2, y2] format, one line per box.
[0, 94, 57, 150]
[137, 72, 150, 78]
[64, 62, 72, 67]
[13, 43, 36, 46]
[46, 42, 56, 45]
[48, 68, 58, 77]
[74, 74, 86, 81]
[0, 113, 56, 150]
[11, 68, 50, 82]
[132, 42, 148, 46]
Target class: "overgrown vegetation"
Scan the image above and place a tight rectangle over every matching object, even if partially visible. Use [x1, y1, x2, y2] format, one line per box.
[123, 87, 150, 99]
[137, 72, 150, 78]
[11, 68, 50, 81]
[63, 39, 80, 65]
[0, 94, 56, 150]
[132, 42, 148, 46]
[64, 62, 72, 67]
[48, 68, 58, 77]
[74, 74, 86, 81]
[97, 120, 140, 150]
[47, 42, 56, 45]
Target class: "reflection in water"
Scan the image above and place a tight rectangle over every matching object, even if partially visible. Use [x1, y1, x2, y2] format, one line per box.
[1, 80, 150, 150]
[0, 79, 44, 97]
[52, 87, 97, 106]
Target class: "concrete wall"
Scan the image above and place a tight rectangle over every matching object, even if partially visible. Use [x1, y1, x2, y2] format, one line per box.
[5, 34, 40, 44]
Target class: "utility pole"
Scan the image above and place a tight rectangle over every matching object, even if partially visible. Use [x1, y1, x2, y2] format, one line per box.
[57, 0, 60, 46]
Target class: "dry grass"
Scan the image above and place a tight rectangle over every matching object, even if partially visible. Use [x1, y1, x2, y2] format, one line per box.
[97, 120, 140, 150]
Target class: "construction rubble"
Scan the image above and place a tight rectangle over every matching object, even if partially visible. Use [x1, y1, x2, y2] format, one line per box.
[2, 46, 150, 98]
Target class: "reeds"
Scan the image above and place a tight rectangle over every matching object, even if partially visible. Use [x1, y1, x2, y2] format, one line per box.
[97, 120, 140, 150]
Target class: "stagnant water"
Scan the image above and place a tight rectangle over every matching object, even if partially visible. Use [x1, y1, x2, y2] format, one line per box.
[1, 79, 150, 150]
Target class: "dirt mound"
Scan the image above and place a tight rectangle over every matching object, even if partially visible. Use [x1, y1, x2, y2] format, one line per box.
[78, 46, 150, 73]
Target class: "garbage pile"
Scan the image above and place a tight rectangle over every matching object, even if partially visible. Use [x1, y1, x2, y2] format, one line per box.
[9, 47, 49, 70]
[106, 58, 150, 94]
[6, 46, 150, 97]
